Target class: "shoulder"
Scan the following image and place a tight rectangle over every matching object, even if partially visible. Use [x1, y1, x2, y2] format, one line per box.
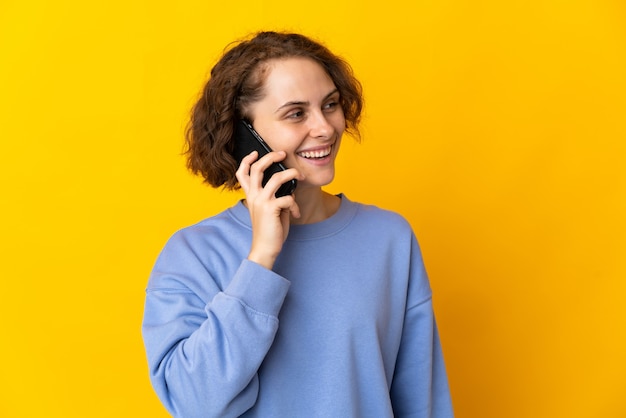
[350, 199, 414, 234]
[336, 197, 419, 252]
[147, 205, 248, 294]
[164, 203, 248, 250]
[152, 204, 248, 272]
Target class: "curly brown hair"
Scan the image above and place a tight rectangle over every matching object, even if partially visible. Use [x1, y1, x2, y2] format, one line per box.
[184, 31, 364, 189]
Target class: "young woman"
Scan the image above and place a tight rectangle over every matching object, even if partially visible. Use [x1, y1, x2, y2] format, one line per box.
[142, 31, 454, 418]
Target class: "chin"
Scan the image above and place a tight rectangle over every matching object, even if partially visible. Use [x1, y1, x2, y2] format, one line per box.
[299, 172, 336, 189]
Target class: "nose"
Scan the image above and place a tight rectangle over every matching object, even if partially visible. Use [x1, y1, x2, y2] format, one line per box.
[308, 110, 334, 139]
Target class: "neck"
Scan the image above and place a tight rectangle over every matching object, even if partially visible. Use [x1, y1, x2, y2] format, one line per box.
[290, 187, 340, 225]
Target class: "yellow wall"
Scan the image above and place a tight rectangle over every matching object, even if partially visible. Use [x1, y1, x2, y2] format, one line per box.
[1, 1, 624, 417]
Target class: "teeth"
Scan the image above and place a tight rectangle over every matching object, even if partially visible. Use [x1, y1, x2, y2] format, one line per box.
[298, 146, 332, 159]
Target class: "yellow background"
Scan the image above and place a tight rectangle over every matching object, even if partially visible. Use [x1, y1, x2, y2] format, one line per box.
[1, 0, 625, 417]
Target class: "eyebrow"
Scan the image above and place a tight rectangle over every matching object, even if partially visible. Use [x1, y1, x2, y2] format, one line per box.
[274, 89, 339, 113]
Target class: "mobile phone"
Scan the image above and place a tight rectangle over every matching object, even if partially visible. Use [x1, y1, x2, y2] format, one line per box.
[232, 119, 297, 197]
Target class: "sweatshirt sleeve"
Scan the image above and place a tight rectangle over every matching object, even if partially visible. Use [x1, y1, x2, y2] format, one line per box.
[390, 234, 454, 418]
[142, 239, 290, 418]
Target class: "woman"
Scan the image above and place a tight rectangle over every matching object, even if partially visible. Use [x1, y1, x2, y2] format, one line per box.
[142, 31, 454, 418]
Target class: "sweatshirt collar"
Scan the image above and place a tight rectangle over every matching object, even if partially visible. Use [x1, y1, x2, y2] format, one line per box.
[228, 194, 358, 241]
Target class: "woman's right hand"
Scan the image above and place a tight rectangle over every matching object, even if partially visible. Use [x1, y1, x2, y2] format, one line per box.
[236, 150, 302, 270]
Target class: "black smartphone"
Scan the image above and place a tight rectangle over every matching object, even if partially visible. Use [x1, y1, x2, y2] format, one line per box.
[232, 119, 297, 197]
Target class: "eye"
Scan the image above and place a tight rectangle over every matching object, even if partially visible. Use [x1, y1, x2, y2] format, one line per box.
[323, 100, 340, 112]
[286, 108, 305, 119]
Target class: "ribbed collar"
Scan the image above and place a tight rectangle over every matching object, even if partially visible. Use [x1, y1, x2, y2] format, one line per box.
[227, 193, 359, 241]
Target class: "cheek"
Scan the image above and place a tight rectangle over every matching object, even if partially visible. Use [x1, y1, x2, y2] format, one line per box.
[331, 112, 347, 133]
[264, 132, 301, 156]
[252, 124, 287, 151]
[334, 137, 343, 154]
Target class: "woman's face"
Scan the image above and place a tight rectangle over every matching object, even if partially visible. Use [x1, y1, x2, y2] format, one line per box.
[246, 57, 345, 190]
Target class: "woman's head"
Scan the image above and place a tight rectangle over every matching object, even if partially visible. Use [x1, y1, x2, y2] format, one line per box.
[185, 31, 363, 189]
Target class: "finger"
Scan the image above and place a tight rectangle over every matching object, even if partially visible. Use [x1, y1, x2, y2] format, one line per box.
[261, 168, 300, 196]
[248, 151, 287, 176]
[287, 197, 301, 219]
[272, 194, 300, 219]
[243, 151, 285, 194]
[236, 150, 260, 175]
[248, 151, 294, 196]
[235, 151, 259, 192]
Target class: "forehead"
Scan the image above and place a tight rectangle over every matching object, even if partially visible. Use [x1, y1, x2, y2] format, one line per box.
[260, 57, 336, 101]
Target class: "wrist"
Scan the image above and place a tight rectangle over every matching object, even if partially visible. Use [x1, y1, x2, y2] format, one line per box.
[247, 251, 276, 270]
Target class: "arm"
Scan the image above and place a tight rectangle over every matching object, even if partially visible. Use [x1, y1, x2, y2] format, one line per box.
[390, 235, 454, 418]
[142, 258, 290, 418]
[142, 150, 299, 417]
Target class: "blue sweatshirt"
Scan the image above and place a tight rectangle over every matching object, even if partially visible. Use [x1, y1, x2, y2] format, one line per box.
[142, 195, 453, 417]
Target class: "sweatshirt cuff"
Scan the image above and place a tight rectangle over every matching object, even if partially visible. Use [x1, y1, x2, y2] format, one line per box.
[225, 259, 291, 317]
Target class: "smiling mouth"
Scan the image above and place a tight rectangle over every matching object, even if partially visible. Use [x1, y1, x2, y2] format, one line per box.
[297, 145, 333, 159]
